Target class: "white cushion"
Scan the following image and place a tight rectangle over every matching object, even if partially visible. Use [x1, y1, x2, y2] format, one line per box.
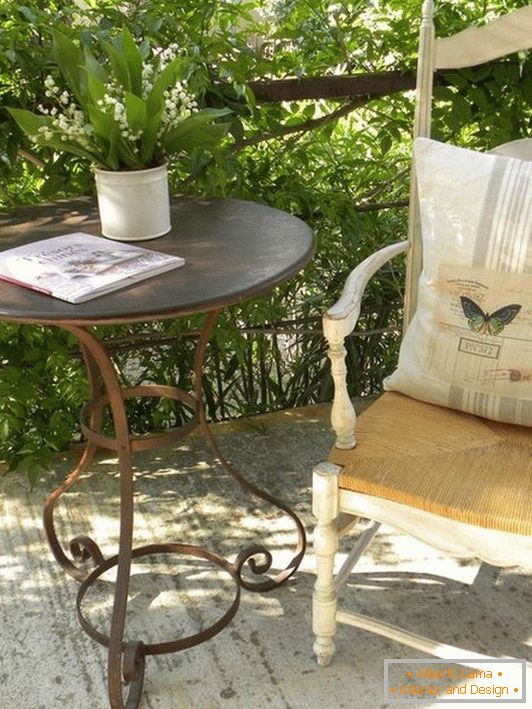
[384, 137, 532, 425]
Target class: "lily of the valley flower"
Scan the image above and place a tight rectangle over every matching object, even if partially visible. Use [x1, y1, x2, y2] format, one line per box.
[9, 28, 230, 171]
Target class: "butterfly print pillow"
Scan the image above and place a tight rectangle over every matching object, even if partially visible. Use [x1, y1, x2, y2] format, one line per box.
[385, 138, 532, 425]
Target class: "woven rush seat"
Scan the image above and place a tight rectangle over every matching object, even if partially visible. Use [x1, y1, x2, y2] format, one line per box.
[329, 392, 532, 536]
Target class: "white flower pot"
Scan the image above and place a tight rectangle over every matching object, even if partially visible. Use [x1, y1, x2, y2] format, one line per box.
[94, 163, 171, 241]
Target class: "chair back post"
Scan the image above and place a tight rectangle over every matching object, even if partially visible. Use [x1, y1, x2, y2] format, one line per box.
[404, 0, 435, 329]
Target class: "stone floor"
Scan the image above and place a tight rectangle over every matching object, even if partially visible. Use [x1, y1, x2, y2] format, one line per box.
[0, 403, 530, 709]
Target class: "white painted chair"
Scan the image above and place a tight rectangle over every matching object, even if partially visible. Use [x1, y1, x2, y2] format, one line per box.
[312, 1, 532, 668]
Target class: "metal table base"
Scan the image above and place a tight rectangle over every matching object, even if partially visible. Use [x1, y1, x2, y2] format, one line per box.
[42, 310, 306, 709]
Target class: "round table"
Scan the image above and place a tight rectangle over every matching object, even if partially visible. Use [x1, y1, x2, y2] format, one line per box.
[0, 196, 314, 709]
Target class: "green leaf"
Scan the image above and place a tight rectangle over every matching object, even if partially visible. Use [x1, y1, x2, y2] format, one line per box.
[83, 46, 107, 83]
[380, 132, 392, 154]
[87, 104, 115, 139]
[161, 111, 230, 154]
[121, 29, 143, 96]
[0, 418, 10, 442]
[82, 121, 139, 169]
[139, 108, 163, 164]
[124, 91, 147, 132]
[104, 128, 120, 170]
[40, 174, 69, 199]
[8, 107, 46, 138]
[146, 56, 186, 116]
[229, 117, 245, 141]
[115, 137, 142, 169]
[244, 85, 256, 110]
[85, 106, 136, 168]
[85, 69, 106, 106]
[51, 30, 87, 105]
[469, 86, 488, 110]
[37, 133, 101, 164]
[433, 85, 456, 103]
[102, 39, 131, 91]
[451, 94, 472, 124]
[303, 104, 316, 120]
[82, 47, 108, 107]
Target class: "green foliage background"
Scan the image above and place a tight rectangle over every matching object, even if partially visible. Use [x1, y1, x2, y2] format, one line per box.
[0, 0, 530, 480]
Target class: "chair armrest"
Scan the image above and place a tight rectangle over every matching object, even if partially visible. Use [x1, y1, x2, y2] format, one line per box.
[323, 240, 407, 450]
[324, 241, 407, 339]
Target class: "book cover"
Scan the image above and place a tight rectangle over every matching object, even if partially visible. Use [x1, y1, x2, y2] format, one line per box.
[0, 232, 185, 303]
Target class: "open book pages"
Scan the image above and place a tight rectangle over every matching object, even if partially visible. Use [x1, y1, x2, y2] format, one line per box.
[0, 232, 185, 303]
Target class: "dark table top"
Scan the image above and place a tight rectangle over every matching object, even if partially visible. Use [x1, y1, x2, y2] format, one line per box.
[0, 196, 314, 325]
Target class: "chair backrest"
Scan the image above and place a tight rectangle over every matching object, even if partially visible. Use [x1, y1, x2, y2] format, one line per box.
[403, 1, 532, 327]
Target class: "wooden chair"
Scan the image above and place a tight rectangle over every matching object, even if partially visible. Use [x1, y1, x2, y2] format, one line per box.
[312, 0, 532, 668]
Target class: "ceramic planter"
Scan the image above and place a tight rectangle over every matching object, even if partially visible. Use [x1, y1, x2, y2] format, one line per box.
[94, 163, 171, 241]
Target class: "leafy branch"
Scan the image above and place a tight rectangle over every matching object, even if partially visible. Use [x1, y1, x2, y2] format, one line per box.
[231, 97, 370, 151]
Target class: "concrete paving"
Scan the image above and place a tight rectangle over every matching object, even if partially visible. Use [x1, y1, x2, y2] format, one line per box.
[0, 403, 530, 709]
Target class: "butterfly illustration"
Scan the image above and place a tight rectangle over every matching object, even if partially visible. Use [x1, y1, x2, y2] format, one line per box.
[460, 296, 521, 336]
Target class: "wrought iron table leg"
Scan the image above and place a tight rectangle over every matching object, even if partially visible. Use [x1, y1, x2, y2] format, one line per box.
[43, 342, 105, 581]
[64, 325, 137, 709]
[193, 310, 307, 592]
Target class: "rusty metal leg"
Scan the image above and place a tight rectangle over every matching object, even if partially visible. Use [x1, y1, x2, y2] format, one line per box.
[193, 310, 307, 592]
[43, 342, 105, 581]
[64, 325, 138, 709]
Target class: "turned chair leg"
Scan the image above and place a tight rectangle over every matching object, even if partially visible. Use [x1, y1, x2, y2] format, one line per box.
[312, 463, 341, 666]
[325, 331, 357, 450]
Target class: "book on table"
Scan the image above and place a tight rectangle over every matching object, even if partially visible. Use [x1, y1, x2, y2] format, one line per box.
[0, 232, 185, 303]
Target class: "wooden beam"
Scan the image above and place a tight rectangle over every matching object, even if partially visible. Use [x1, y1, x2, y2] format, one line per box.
[249, 70, 416, 102]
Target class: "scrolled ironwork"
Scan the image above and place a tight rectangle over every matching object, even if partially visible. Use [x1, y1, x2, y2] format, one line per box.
[193, 310, 307, 592]
[43, 441, 104, 582]
[76, 543, 241, 657]
[69, 535, 105, 566]
[234, 545, 276, 591]
[42, 339, 107, 581]
[235, 545, 273, 576]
